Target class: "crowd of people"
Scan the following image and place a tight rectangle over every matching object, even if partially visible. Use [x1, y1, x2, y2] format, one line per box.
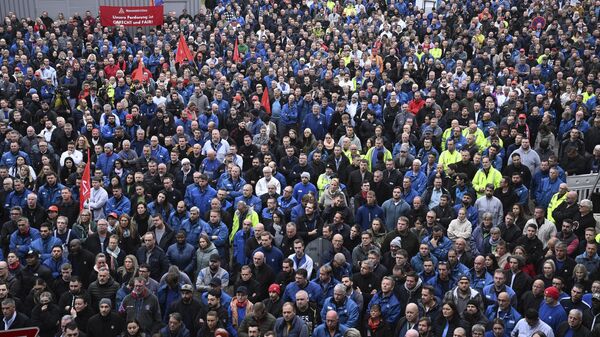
[0, 1, 600, 337]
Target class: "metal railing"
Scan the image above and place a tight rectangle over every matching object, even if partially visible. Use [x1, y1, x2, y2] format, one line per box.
[567, 173, 600, 203]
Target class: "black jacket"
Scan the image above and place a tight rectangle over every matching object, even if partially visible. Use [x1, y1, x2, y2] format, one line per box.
[167, 298, 204, 337]
[262, 296, 284, 317]
[381, 230, 419, 257]
[432, 316, 464, 337]
[505, 270, 532, 299]
[556, 322, 591, 337]
[31, 303, 61, 337]
[514, 235, 544, 265]
[0, 312, 31, 330]
[87, 277, 120, 310]
[87, 312, 126, 337]
[250, 263, 276, 297]
[84, 233, 110, 255]
[150, 225, 176, 252]
[68, 248, 96, 287]
[20, 262, 53, 299]
[135, 246, 170, 281]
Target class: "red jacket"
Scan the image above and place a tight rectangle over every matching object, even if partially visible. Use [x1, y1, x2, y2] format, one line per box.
[408, 98, 425, 115]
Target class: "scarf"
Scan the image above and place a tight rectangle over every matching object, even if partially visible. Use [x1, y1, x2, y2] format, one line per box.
[106, 246, 121, 259]
[106, 246, 121, 270]
[368, 317, 381, 331]
[236, 299, 248, 308]
[8, 261, 20, 271]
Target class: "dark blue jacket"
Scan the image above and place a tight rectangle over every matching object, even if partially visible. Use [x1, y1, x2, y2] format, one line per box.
[31, 236, 63, 261]
[485, 304, 521, 335]
[5, 189, 32, 209]
[320, 297, 359, 328]
[184, 184, 217, 216]
[181, 217, 207, 246]
[232, 228, 253, 266]
[202, 221, 229, 256]
[302, 113, 327, 140]
[312, 323, 347, 337]
[43, 255, 69, 279]
[367, 291, 401, 324]
[105, 196, 131, 217]
[217, 176, 246, 200]
[254, 245, 284, 274]
[96, 152, 119, 176]
[10, 227, 41, 260]
[355, 204, 385, 231]
[283, 280, 322, 303]
[281, 102, 299, 126]
[38, 183, 66, 208]
[166, 242, 196, 271]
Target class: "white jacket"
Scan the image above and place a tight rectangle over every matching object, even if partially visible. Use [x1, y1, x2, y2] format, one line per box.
[86, 186, 108, 220]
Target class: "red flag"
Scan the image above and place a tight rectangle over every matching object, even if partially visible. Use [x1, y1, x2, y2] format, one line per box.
[0, 328, 40, 337]
[80, 152, 91, 211]
[261, 89, 271, 115]
[233, 39, 242, 63]
[132, 59, 145, 83]
[175, 33, 193, 64]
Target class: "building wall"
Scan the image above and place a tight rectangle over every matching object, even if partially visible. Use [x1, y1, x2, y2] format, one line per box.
[1, 0, 201, 21]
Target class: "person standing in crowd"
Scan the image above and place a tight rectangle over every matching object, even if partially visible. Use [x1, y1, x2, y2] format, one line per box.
[0, 6, 598, 337]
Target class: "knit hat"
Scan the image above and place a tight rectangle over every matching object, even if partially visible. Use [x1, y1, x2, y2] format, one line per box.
[467, 298, 479, 307]
[544, 286, 560, 300]
[390, 237, 402, 247]
[268, 284, 281, 295]
[99, 298, 112, 308]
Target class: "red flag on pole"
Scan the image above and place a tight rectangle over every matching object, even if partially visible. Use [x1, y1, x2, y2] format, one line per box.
[175, 33, 193, 64]
[132, 59, 145, 83]
[261, 89, 271, 115]
[80, 152, 91, 211]
[233, 39, 241, 63]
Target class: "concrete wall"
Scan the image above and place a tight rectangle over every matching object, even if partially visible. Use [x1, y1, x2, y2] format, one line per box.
[1, 0, 202, 20]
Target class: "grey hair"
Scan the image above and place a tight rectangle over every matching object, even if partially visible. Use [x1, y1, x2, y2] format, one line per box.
[333, 253, 346, 264]
[580, 199, 593, 209]
[570, 309, 583, 319]
[344, 328, 361, 337]
[334, 283, 347, 293]
[471, 325, 485, 334]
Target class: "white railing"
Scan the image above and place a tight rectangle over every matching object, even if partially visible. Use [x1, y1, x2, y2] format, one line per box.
[567, 173, 600, 203]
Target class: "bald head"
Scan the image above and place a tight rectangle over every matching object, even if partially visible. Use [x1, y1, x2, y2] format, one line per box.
[254, 251, 264, 259]
[325, 310, 338, 323]
[406, 303, 418, 312]
[405, 329, 419, 337]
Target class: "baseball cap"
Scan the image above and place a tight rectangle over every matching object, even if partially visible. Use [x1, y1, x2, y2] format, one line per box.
[209, 253, 220, 262]
[518, 114, 527, 119]
[108, 212, 118, 219]
[181, 284, 194, 292]
[236, 286, 248, 295]
[48, 205, 59, 212]
[209, 277, 222, 287]
[545, 286, 560, 300]
[25, 249, 39, 258]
